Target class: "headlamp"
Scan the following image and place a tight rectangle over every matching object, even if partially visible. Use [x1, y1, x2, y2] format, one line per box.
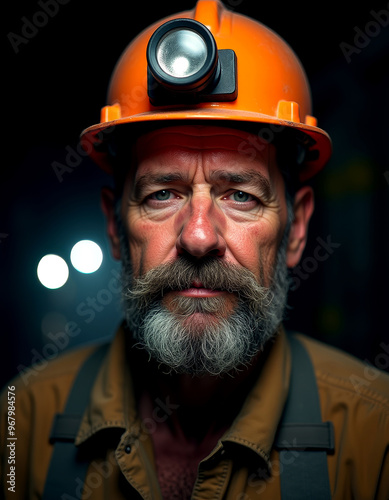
[147, 18, 237, 105]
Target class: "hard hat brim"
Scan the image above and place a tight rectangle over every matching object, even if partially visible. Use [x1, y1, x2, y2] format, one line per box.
[80, 107, 332, 182]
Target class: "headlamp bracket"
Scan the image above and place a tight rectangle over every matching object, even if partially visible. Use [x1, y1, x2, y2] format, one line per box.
[147, 49, 237, 105]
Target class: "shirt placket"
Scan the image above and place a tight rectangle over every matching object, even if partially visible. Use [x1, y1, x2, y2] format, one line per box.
[115, 427, 163, 500]
[191, 445, 233, 500]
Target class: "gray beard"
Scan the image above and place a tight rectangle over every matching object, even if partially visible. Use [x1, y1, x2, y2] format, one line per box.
[117, 207, 291, 376]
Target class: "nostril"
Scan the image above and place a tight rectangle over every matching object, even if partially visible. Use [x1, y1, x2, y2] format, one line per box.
[176, 243, 225, 259]
[208, 248, 221, 257]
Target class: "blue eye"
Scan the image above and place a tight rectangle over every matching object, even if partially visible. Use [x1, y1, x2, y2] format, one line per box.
[153, 190, 171, 200]
[232, 191, 251, 202]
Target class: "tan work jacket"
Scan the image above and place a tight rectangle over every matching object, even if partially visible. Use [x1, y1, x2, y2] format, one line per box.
[1, 325, 389, 499]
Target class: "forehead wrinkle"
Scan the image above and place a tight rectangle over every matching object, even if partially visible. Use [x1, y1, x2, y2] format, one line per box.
[130, 135, 275, 200]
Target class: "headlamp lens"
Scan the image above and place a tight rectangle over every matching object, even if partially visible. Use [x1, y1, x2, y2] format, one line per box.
[156, 28, 207, 78]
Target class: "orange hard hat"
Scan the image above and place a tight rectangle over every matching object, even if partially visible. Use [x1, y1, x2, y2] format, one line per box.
[80, 0, 332, 181]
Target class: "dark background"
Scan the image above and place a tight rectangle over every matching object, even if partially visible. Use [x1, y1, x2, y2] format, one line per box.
[2, 0, 389, 388]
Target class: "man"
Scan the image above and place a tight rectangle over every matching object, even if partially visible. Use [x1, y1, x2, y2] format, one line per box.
[1, 1, 388, 499]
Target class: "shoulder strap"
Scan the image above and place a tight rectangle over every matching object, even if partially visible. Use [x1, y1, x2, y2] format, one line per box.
[42, 342, 109, 500]
[274, 334, 334, 500]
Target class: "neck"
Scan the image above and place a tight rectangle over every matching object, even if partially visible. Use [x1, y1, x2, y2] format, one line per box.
[135, 348, 264, 444]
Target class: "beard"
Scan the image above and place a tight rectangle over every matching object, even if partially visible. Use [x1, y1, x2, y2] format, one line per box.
[117, 213, 291, 377]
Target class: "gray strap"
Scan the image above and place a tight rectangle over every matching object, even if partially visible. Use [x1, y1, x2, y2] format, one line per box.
[274, 422, 334, 451]
[42, 343, 109, 500]
[277, 334, 333, 499]
[49, 414, 86, 443]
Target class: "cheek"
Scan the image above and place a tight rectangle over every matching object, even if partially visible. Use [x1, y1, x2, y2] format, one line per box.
[127, 218, 178, 275]
[226, 221, 281, 283]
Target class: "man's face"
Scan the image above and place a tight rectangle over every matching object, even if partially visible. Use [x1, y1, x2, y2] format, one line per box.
[103, 125, 313, 375]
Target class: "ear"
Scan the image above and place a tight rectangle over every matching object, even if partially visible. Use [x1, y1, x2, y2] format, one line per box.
[101, 187, 121, 261]
[286, 185, 314, 268]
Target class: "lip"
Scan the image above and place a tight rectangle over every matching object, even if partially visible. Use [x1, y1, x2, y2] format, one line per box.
[173, 280, 224, 298]
[176, 288, 224, 298]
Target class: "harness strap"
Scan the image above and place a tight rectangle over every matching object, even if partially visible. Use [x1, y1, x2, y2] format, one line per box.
[49, 414, 85, 443]
[275, 334, 333, 499]
[42, 343, 109, 500]
[274, 422, 334, 451]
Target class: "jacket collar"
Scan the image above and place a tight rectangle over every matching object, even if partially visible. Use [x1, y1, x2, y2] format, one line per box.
[75, 323, 291, 474]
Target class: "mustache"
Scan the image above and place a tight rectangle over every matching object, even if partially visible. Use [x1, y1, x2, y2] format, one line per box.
[123, 255, 272, 311]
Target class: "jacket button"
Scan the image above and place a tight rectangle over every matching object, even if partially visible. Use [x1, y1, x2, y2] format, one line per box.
[124, 445, 132, 454]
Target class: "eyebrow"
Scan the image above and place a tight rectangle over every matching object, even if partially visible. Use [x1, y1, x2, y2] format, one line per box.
[132, 172, 187, 200]
[131, 169, 273, 201]
[209, 169, 272, 201]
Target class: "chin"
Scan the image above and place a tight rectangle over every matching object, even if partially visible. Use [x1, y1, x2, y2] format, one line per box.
[180, 312, 224, 335]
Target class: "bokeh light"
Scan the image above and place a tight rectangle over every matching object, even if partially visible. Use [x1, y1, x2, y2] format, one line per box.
[37, 254, 69, 289]
[70, 240, 103, 274]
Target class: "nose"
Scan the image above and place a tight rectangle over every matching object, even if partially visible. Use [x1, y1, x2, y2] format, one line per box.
[176, 195, 226, 258]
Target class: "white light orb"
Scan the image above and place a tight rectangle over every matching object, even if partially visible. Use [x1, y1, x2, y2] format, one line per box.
[37, 254, 69, 289]
[70, 240, 103, 274]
